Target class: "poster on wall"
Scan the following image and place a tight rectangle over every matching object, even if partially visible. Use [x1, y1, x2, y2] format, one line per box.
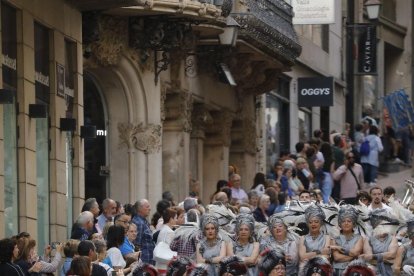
[56, 62, 65, 98]
[298, 76, 334, 107]
[291, 0, 335, 25]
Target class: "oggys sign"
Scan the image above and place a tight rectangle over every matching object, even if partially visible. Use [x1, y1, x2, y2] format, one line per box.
[298, 76, 334, 107]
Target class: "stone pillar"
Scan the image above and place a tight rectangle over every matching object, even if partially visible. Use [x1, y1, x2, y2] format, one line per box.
[190, 104, 213, 199]
[203, 110, 234, 203]
[229, 94, 257, 191]
[162, 92, 193, 202]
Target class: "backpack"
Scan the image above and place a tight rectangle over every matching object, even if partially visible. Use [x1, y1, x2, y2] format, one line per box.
[360, 140, 370, 156]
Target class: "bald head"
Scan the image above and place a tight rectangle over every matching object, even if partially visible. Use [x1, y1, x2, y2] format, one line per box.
[214, 192, 228, 203]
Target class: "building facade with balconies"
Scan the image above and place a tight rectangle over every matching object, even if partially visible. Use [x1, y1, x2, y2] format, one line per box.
[0, 0, 301, 247]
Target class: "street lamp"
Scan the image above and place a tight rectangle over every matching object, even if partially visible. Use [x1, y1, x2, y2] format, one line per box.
[219, 17, 240, 47]
[365, 0, 381, 20]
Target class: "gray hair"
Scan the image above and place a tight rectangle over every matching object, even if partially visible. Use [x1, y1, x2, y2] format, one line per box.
[248, 190, 259, 200]
[187, 209, 198, 223]
[183, 198, 197, 212]
[92, 239, 107, 254]
[102, 198, 114, 210]
[82, 198, 98, 212]
[134, 199, 148, 213]
[76, 211, 94, 226]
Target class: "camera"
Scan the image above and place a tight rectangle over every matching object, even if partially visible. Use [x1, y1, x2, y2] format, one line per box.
[51, 242, 60, 249]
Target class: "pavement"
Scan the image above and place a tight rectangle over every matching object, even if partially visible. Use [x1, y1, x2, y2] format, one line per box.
[375, 165, 413, 199]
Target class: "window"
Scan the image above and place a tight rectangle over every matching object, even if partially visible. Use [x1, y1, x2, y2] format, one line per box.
[64, 40, 76, 237]
[34, 22, 50, 251]
[2, 2, 19, 237]
[295, 24, 329, 53]
[298, 109, 312, 142]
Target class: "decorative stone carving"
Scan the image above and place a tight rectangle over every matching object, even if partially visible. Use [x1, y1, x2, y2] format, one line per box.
[191, 104, 213, 138]
[221, 0, 233, 17]
[185, 55, 197, 78]
[118, 123, 162, 154]
[163, 91, 193, 133]
[89, 16, 128, 67]
[243, 117, 257, 154]
[206, 110, 234, 147]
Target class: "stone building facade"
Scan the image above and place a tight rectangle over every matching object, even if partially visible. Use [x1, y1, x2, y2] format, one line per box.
[0, 0, 301, 248]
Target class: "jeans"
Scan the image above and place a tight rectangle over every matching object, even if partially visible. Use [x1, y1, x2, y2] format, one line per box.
[362, 163, 378, 183]
[321, 172, 333, 203]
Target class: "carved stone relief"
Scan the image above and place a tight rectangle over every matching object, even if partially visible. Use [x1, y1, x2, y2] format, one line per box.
[205, 110, 234, 147]
[118, 122, 162, 154]
[163, 91, 193, 133]
[89, 16, 128, 67]
[191, 104, 213, 138]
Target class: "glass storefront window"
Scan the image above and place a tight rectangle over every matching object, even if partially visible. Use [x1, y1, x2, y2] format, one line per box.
[35, 22, 50, 252]
[298, 109, 312, 142]
[66, 132, 73, 237]
[2, 2, 18, 236]
[265, 94, 290, 169]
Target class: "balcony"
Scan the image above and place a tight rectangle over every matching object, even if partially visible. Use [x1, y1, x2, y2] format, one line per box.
[232, 0, 301, 66]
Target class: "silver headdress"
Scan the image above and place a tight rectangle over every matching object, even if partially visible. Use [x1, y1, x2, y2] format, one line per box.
[258, 248, 285, 275]
[268, 214, 287, 229]
[200, 214, 219, 233]
[235, 213, 255, 234]
[304, 204, 326, 223]
[338, 204, 359, 226]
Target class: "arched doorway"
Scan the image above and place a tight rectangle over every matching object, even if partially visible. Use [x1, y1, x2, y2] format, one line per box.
[83, 75, 107, 203]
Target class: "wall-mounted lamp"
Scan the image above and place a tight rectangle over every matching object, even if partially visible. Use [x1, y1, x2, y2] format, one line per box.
[219, 17, 240, 47]
[29, 104, 47, 118]
[60, 118, 76, 131]
[365, 0, 381, 20]
[80, 125, 97, 139]
[0, 88, 15, 104]
[216, 63, 237, 86]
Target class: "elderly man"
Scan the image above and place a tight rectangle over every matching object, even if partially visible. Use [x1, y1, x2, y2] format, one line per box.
[132, 199, 155, 265]
[96, 198, 117, 233]
[81, 198, 100, 234]
[230, 174, 248, 205]
[71, 211, 94, 241]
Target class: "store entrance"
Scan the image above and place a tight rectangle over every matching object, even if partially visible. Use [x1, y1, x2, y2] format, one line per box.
[84, 75, 107, 203]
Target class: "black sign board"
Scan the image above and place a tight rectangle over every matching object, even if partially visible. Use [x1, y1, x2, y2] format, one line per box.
[357, 24, 377, 75]
[298, 77, 334, 107]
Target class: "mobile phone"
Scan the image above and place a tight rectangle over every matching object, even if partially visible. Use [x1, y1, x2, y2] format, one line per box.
[51, 242, 60, 249]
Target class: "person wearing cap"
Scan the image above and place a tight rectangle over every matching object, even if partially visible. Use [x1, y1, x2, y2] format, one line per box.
[226, 214, 259, 276]
[394, 219, 414, 276]
[331, 205, 363, 276]
[299, 205, 331, 263]
[259, 214, 299, 275]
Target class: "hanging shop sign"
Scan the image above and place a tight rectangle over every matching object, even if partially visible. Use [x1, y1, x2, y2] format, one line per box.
[298, 76, 334, 107]
[357, 24, 377, 75]
[292, 0, 335, 25]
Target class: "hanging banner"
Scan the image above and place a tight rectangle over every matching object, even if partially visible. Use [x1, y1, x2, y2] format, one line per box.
[383, 89, 414, 130]
[298, 76, 334, 107]
[291, 0, 335, 25]
[357, 24, 377, 75]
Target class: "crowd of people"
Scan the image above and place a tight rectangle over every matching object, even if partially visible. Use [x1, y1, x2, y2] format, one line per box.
[1, 120, 414, 276]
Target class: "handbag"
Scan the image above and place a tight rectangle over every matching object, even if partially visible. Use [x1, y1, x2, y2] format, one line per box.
[153, 241, 177, 264]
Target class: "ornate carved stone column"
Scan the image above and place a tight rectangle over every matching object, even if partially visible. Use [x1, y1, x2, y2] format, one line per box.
[162, 91, 193, 201]
[202, 109, 234, 203]
[117, 122, 162, 202]
[190, 104, 213, 199]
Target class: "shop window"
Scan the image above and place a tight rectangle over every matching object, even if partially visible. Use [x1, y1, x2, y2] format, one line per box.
[2, 2, 19, 236]
[298, 109, 312, 142]
[34, 22, 50, 251]
[64, 40, 76, 237]
[265, 94, 290, 169]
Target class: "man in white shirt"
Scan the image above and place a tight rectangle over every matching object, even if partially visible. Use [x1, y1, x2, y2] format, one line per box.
[230, 174, 248, 205]
[96, 198, 117, 233]
[368, 186, 393, 212]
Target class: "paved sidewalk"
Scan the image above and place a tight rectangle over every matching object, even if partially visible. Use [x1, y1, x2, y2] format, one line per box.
[376, 167, 413, 198]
